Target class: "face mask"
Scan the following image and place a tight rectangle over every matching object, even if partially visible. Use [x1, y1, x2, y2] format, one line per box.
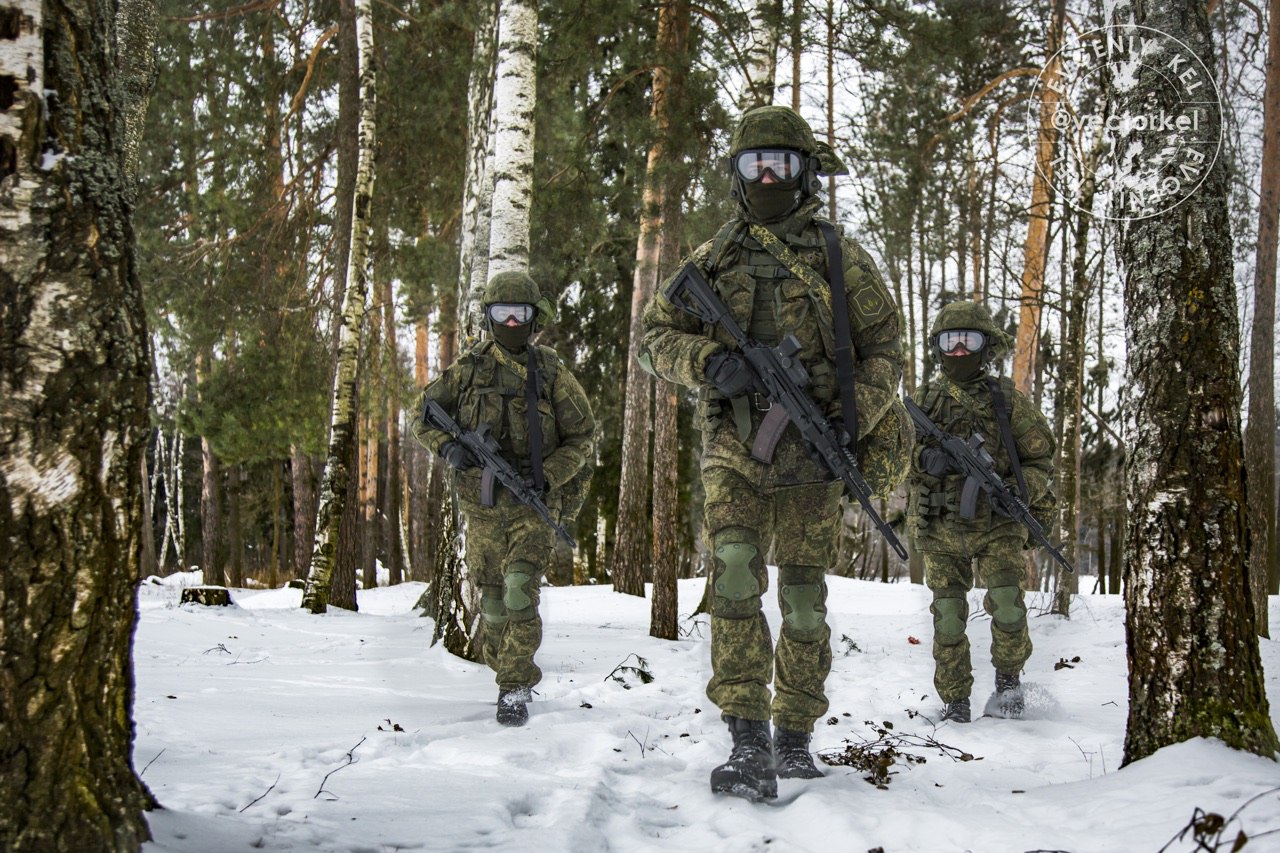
[492, 321, 533, 351]
[743, 176, 803, 222]
[940, 350, 985, 382]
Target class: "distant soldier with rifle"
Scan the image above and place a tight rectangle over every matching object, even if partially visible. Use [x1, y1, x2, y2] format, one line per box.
[638, 106, 912, 801]
[905, 300, 1059, 724]
[411, 271, 595, 727]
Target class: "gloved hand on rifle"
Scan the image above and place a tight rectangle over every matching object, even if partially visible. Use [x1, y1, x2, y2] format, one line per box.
[704, 350, 759, 398]
[440, 440, 479, 471]
[919, 446, 955, 477]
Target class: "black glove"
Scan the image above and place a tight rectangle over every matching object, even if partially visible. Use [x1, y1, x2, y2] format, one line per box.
[988, 492, 1012, 518]
[919, 447, 953, 477]
[704, 350, 757, 398]
[440, 440, 478, 471]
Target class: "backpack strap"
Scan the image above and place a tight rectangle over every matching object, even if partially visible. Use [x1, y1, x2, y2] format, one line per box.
[987, 377, 1028, 502]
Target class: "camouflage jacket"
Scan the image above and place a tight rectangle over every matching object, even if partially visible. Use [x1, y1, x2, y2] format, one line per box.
[906, 372, 1056, 539]
[638, 198, 904, 483]
[410, 340, 595, 502]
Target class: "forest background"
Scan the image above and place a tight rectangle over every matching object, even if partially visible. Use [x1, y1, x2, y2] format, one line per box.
[134, 0, 1278, 645]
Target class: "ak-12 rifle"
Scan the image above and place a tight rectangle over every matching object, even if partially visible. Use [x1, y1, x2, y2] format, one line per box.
[664, 262, 908, 560]
[422, 398, 575, 548]
[903, 396, 1073, 573]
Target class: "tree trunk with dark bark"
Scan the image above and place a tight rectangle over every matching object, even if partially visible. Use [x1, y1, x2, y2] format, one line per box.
[1245, 0, 1280, 636]
[0, 0, 158, 845]
[1114, 0, 1279, 764]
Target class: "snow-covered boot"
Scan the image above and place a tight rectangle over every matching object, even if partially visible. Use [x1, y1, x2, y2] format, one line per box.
[496, 687, 530, 727]
[941, 696, 971, 723]
[710, 716, 777, 801]
[774, 727, 824, 779]
[995, 671, 1024, 718]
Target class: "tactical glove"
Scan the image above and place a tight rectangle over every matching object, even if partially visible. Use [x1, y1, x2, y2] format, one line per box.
[704, 350, 758, 398]
[988, 492, 1013, 518]
[440, 440, 479, 471]
[919, 447, 954, 477]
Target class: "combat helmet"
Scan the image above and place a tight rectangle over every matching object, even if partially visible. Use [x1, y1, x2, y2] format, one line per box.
[930, 299, 1012, 381]
[727, 107, 849, 208]
[482, 270, 556, 350]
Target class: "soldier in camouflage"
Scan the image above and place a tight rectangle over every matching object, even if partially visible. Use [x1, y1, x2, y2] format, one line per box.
[411, 271, 595, 727]
[638, 106, 911, 800]
[906, 300, 1056, 724]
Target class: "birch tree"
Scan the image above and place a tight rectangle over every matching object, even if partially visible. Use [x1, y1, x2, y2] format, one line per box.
[1114, 0, 1278, 764]
[1245, 0, 1279, 637]
[301, 0, 377, 613]
[437, 0, 538, 657]
[741, 0, 782, 108]
[0, 0, 157, 843]
[457, 0, 499, 341]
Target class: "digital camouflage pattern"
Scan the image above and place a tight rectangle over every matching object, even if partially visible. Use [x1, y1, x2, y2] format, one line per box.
[483, 269, 557, 325]
[639, 108, 910, 730]
[908, 301, 1056, 703]
[412, 331, 594, 690]
[728, 105, 818, 157]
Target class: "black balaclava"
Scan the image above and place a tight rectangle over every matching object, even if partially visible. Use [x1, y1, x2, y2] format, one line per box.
[491, 319, 534, 352]
[742, 175, 805, 222]
[939, 349, 986, 383]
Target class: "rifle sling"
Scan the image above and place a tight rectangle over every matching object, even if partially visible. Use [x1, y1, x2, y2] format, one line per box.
[987, 378, 1028, 503]
[525, 347, 546, 493]
[818, 222, 859, 448]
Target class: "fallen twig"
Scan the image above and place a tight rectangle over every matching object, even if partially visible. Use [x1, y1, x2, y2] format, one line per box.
[240, 773, 281, 812]
[314, 736, 367, 800]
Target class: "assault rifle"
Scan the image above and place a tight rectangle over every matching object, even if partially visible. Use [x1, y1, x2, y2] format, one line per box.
[903, 396, 1074, 573]
[421, 398, 576, 548]
[664, 262, 908, 561]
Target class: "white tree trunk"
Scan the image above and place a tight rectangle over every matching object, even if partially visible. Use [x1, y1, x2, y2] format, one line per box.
[741, 0, 781, 108]
[458, 0, 499, 342]
[302, 0, 377, 613]
[486, 0, 537, 278]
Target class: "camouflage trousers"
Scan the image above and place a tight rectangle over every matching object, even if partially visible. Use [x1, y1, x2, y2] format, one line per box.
[919, 534, 1031, 703]
[461, 496, 554, 691]
[703, 466, 844, 733]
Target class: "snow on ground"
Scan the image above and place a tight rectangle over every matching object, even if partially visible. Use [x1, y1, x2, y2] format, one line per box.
[135, 572, 1280, 852]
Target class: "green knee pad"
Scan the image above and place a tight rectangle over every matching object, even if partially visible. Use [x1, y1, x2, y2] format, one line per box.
[778, 565, 826, 634]
[481, 586, 507, 627]
[989, 585, 1026, 632]
[504, 563, 538, 621]
[713, 535, 760, 603]
[933, 597, 967, 646]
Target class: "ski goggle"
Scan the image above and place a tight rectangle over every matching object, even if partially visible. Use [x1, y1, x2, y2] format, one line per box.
[733, 149, 804, 182]
[935, 329, 987, 354]
[487, 303, 535, 325]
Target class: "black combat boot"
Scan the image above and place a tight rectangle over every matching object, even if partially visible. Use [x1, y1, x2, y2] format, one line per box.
[496, 687, 531, 727]
[774, 727, 824, 779]
[995, 671, 1024, 718]
[940, 696, 971, 723]
[710, 716, 777, 801]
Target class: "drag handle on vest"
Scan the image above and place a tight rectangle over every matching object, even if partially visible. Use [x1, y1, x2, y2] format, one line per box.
[422, 399, 576, 548]
[665, 262, 908, 562]
[904, 396, 1073, 573]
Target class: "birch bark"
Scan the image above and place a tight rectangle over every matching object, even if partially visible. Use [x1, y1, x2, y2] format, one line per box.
[302, 0, 377, 612]
[0, 0, 158, 843]
[1114, 0, 1278, 764]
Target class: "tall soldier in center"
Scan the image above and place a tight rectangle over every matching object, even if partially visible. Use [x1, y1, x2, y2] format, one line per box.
[638, 106, 912, 801]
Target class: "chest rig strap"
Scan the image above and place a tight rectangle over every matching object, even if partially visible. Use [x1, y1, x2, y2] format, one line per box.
[747, 222, 859, 451]
[524, 347, 546, 493]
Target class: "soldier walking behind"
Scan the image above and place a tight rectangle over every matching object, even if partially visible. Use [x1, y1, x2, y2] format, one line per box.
[905, 300, 1057, 724]
[412, 272, 595, 726]
[639, 106, 911, 801]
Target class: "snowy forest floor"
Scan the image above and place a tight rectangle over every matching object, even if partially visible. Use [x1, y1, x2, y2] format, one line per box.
[135, 572, 1280, 852]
